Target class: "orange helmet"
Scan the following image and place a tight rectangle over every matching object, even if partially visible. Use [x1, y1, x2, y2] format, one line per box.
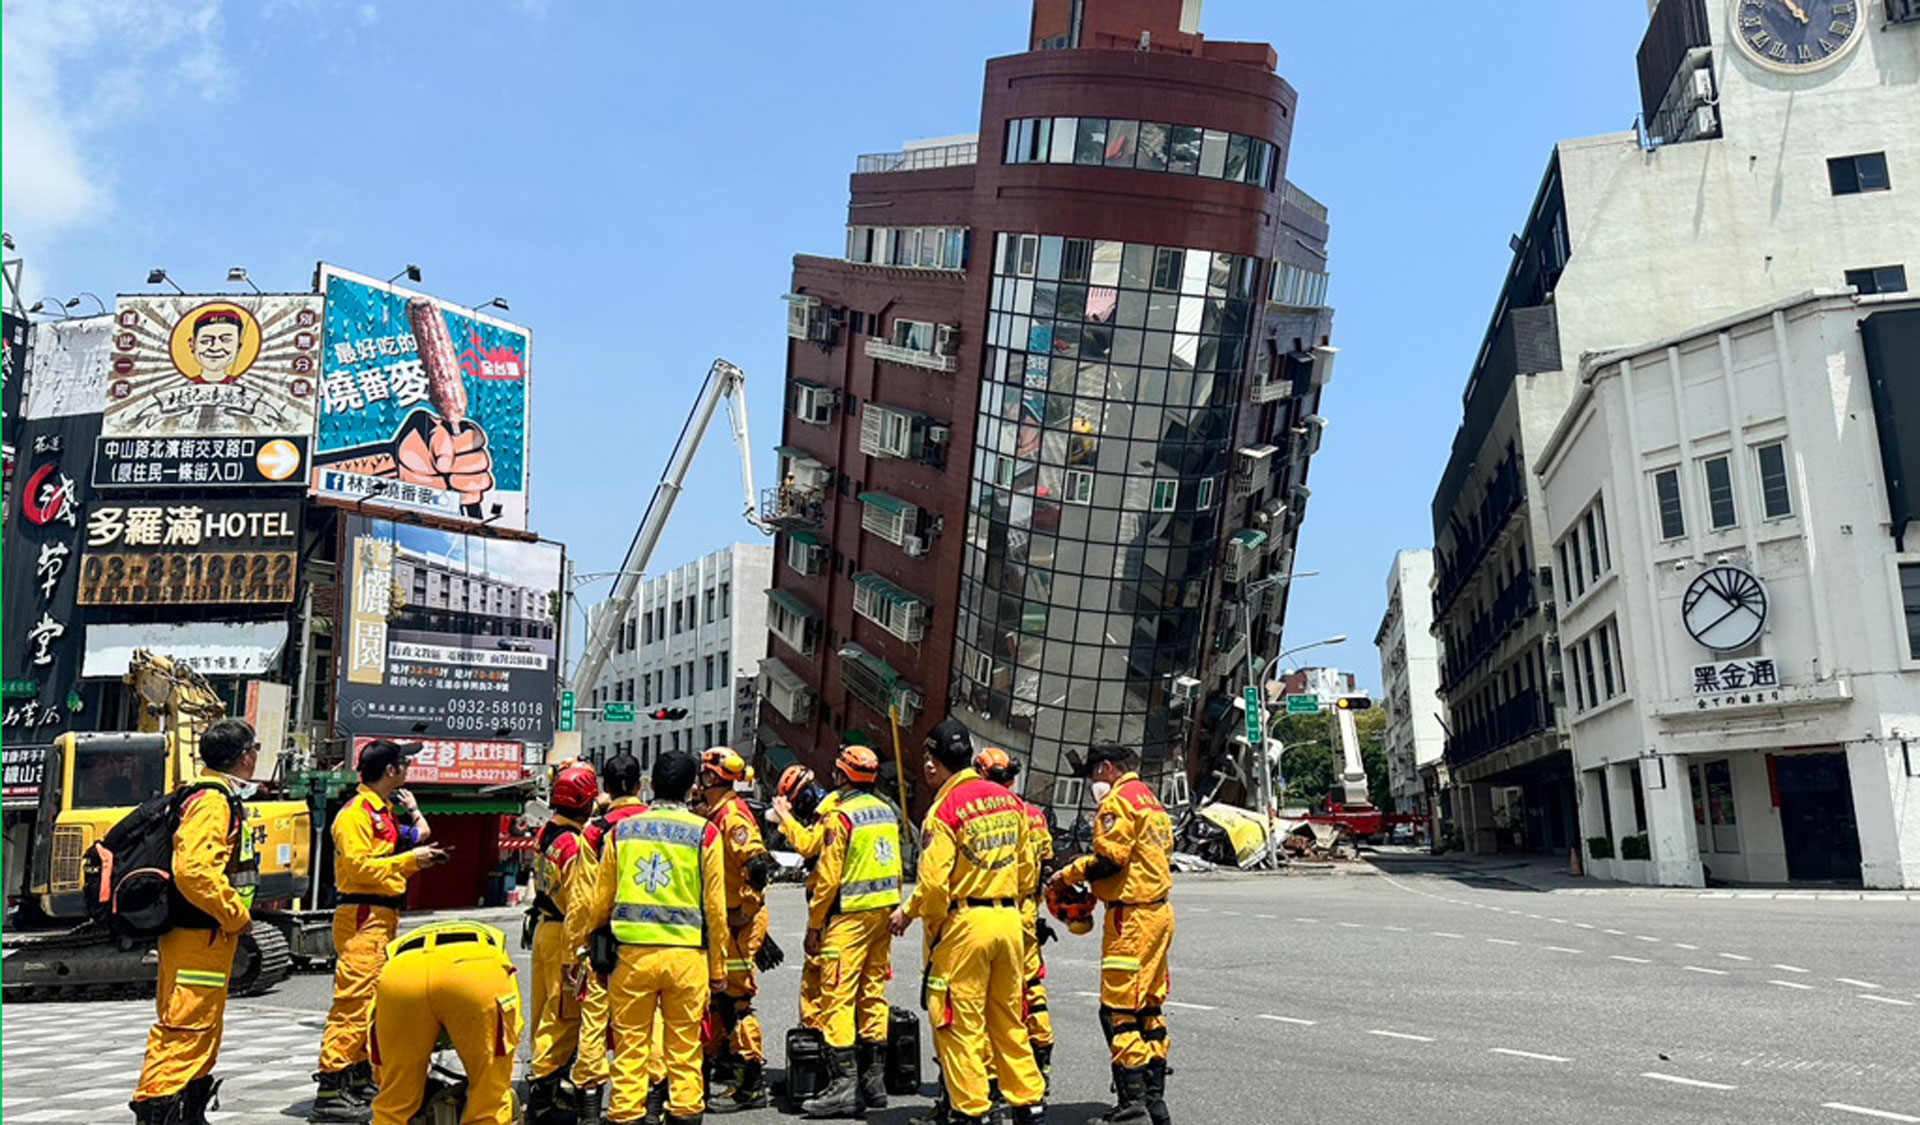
[701, 747, 747, 785]
[836, 744, 881, 785]
[777, 764, 816, 802]
[973, 746, 1018, 785]
[552, 763, 599, 812]
[1045, 880, 1095, 935]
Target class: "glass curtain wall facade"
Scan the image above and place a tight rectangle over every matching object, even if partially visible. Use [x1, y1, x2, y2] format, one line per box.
[954, 230, 1261, 794]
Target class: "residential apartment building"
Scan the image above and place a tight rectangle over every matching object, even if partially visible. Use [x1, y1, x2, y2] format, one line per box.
[1432, 0, 1917, 862]
[1375, 549, 1448, 825]
[584, 543, 771, 767]
[759, 0, 1335, 812]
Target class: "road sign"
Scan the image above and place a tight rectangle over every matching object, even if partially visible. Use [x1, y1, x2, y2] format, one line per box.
[559, 690, 575, 733]
[1287, 694, 1320, 715]
[604, 702, 635, 723]
[1243, 686, 1263, 745]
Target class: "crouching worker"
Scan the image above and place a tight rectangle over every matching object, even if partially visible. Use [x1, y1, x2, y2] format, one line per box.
[369, 920, 522, 1125]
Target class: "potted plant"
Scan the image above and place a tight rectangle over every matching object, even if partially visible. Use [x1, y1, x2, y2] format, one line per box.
[1586, 835, 1615, 860]
[1620, 834, 1651, 861]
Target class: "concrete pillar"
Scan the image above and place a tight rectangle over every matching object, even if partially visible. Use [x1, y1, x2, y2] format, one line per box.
[1849, 739, 1920, 890]
[1464, 782, 1499, 854]
[1644, 755, 1705, 887]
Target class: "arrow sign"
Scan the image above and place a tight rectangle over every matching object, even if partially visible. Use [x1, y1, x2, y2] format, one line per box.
[256, 438, 304, 481]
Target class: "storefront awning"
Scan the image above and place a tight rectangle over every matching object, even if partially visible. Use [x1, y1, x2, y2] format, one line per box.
[82, 621, 289, 679]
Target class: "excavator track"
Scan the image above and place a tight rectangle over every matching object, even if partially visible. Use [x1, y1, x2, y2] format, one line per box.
[1, 919, 293, 1002]
[232, 921, 292, 996]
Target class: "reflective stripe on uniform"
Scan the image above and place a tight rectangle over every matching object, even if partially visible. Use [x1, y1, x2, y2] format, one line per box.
[725, 959, 753, 973]
[175, 969, 227, 988]
[1101, 956, 1142, 972]
[610, 904, 704, 931]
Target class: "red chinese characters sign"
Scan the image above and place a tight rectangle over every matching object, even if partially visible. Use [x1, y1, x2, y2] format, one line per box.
[353, 736, 524, 786]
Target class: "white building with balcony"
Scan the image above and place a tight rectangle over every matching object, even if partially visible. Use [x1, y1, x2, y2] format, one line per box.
[1375, 549, 1449, 826]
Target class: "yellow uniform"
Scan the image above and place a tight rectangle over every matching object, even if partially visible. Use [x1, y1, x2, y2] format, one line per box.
[779, 790, 841, 1030]
[901, 769, 1044, 1119]
[529, 813, 597, 1081]
[588, 802, 728, 1124]
[807, 789, 902, 1051]
[369, 922, 522, 1125]
[319, 786, 424, 1075]
[134, 773, 254, 1106]
[1019, 798, 1055, 1060]
[710, 793, 770, 1065]
[1057, 772, 1174, 1072]
[572, 797, 649, 1093]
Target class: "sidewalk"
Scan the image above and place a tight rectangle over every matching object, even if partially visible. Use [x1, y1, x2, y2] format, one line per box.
[1363, 847, 1920, 900]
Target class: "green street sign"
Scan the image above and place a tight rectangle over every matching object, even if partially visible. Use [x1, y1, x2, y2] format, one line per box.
[1287, 694, 1320, 715]
[1243, 686, 1263, 745]
[559, 690, 576, 733]
[603, 702, 635, 723]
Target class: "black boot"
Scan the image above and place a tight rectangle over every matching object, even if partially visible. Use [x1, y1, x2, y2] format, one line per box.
[1088, 1067, 1151, 1125]
[707, 1059, 768, 1114]
[906, 1090, 951, 1125]
[799, 1046, 862, 1118]
[1033, 1042, 1053, 1091]
[664, 1116, 704, 1125]
[130, 1095, 186, 1125]
[1144, 1059, 1170, 1125]
[643, 1079, 669, 1125]
[308, 1070, 372, 1123]
[527, 1073, 577, 1125]
[856, 1040, 889, 1109]
[574, 1083, 605, 1123]
[1010, 1105, 1049, 1125]
[346, 1060, 379, 1104]
[182, 1076, 221, 1125]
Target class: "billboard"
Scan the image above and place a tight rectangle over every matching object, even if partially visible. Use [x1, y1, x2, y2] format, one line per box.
[2, 413, 103, 740]
[3, 313, 27, 454]
[335, 514, 561, 743]
[78, 498, 301, 607]
[314, 265, 531, 529]
[104, 295, 323, 449]
[351, 736, 524, 787]
[23, 315, 112, 420]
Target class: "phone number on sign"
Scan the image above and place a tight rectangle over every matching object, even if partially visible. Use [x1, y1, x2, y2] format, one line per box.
[441, 699, 548, 732]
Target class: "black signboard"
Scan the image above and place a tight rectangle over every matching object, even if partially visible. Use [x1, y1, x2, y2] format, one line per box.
[2, 313, 27, 455]
[78, 498, 302, 606]
[91, 434, 309, 490]
[1862, 308, 1920, 548]
[3, 414, 102, 740]
[3, 744, 49, 808]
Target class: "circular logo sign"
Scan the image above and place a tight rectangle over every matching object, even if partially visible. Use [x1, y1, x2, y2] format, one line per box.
[256, 439, 303, 482]
[1681, 566, 1769, 652]
[168, 301, 262, 384]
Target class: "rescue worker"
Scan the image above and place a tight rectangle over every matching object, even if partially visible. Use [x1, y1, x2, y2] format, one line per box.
[586, 749, 728, 1125]
[694, 747, 777, 1114]
[974, 747, 1057, 1086]
[767, 764, 833, 1031]
[797, 745, 903, 1118]
[313, 740, 448, 1123]
[574, 752, 649, 1120]
[130, 718, 260, 1125]
[527, 762, 601, 1124]
[888, 720, 1046, 1125]
[1047, 743, 1175, 1125]
[368, 920, 522, 1125]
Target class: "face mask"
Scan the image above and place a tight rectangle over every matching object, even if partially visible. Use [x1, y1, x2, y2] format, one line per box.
[1091, 780, 1112, 801]
[231, 779, 260, 800]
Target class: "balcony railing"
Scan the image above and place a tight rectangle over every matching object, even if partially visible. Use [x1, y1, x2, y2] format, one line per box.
[865, 338, 959, 373]
[856, 142, 979, 175]
[1443, 688, 1553, 769]
[1282, 181, 1330, 224]
[1432, 451, 1527, 620]
[1436, 570, 1539, 694]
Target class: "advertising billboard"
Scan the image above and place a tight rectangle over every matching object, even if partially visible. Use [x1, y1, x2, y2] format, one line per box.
[351, 736, 524, 786]
[314, 265, 531, 529]
[335, 514, 561, 742]
[23, 315, 112, 420]
[3, 313, 28, 454]
[105, 294, 323, 444]
[78, 498, 302, 607]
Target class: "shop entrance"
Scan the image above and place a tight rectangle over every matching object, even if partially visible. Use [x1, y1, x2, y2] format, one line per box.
[1774, 752, 1861, 883]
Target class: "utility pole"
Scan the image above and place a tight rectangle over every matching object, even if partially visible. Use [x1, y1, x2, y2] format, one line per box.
[1235, 571, 1332, 867]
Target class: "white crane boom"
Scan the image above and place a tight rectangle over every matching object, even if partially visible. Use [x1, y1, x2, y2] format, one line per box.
[571, 359, 769, 698]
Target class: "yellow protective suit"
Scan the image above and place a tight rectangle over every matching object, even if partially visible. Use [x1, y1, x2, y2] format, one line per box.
[320, 786, 423, 1075]
[369, 921, 521, 1125]
[806, 790, 900, 1050]
[529, 814, 597, 1080]
[572, 798, 652, 1092]
[710, 793, 769, 1064]
[778, 790, 841, 1031]
[1019, 798, 1055, 1053]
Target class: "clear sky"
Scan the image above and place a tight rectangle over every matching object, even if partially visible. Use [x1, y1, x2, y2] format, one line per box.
[3, 0, 1649, 691]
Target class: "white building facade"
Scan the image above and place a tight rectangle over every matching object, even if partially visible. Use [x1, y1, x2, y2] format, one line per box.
[1540, 293, 1920, 889]
[583, 543, 773, 768]
[1375, 550, 1449, 823]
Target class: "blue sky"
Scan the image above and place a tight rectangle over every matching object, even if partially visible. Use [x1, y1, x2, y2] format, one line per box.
[3, 0, 1648, 690]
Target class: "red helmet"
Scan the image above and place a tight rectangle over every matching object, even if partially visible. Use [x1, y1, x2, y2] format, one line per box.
[836, 744, 880, 785]
[552, 763, 599, 812]
[777, 764, 816, 802]
[1046, 880, 1096, 935]
[701, 746, 747, 785]
[973, 746, 1017, 785]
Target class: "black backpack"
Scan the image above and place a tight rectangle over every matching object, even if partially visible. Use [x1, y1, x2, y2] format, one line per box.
[82, 781, 240, 939]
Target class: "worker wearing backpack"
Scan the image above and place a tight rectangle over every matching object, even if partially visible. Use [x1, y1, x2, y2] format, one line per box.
[129, 718, 262, 1125]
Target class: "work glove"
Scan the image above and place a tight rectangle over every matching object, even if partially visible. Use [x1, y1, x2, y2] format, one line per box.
[755, 934, 786, 972]
[1035, 917, 1059, 947]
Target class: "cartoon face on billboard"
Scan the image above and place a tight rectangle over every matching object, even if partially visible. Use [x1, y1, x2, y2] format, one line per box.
[171, 303, 261, 384]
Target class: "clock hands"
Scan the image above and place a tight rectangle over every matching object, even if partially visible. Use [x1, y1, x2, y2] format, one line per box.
[1779, 0, 1811, 24]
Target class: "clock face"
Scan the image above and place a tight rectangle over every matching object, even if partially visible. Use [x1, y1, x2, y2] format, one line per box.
[1682, 566, 1770, 652]
[1732, 0, 1864, 72]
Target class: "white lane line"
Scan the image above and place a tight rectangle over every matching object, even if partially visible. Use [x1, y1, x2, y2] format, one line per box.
[1604, 929, 1626, 935]
[1189, 907, 1210, 913]
[1683, 966, 1730, 976]
[1073, 991, 1102, 999]
[1490, 1047, 1572, 1063]
[1486, 938, 1521, 946]
[1429, 931, 1464, 939]
[1526, 913, 1543, 920]
[1768, 979, 1816, 991]
[1165, 1001, 1217, 1011]
[1674, 942, 1699, 950]
[1383, 925, 1410, 933]
[1772, 964, 1809, 973]
[1822, 1103, 1920, 1122]
[1859, 995, 1915, 1007]
[1254, 914, 1276, 920]
[1641, 1072, 1737, 1091]
[1549, 918, 1569, 925]
[1367, 1029, 1436, 1043]
[1295, 918, 1320, 924]
[1337, 921, 1365, 929]
[1634, 935, 1662, 943]
[1718, 952, 1752, 962]
[1611, 955, 1652, 964]
[1544, 946, 1584, 954]
[1838, 978, 1882, 990]
[1217, 910, 1241, 917]
[1574, 923, 1597, 930]
[1258, 1014, 1317, 1026]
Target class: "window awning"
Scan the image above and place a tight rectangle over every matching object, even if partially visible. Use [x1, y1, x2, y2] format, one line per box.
[761, 658, 810, 692]
[856, 491, 913, 515]
[767, 588, 820, 620]
[787, 530, 822, 547]
[852, 572, 924, 606]
[82, 621, 289, 679]
[1234, 529, 1268, 550]
[776, 445, 821, 462]
[836, 644, 900, 688]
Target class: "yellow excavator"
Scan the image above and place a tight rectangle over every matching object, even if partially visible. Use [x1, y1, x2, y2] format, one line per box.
[2, 650, 334, 999]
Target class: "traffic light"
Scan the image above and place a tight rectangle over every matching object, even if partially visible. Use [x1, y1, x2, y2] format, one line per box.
[1334, 695, 1373, 711]
[648, 707, 689, 721]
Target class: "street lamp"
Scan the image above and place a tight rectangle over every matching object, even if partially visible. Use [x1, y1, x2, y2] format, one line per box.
[1232, 573, 1326, 867]
[71, 292, 108, 315]
[227, 267, 263, 294]
[389, 264, 423, 285]
[470, 296, 510, 313]
[27, 298, 73, 319]
[146, 269, 186, 294]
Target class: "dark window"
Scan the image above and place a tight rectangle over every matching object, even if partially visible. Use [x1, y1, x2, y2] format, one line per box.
[1655, 468, 1685, 539]
[1828, 152, 1891, 195]
[1756, 442, 1793, 519]
[1629, 764, 1648, 833]
[1703, 455, 1737, 529]
[1598, 626, 1616, 699]
[1903, 563, 1920, 659]
[1847, 265, 1909, 295]
[1584, 510, 1604, 581]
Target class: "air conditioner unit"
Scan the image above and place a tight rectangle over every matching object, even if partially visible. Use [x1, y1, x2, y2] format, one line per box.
[1891, 0, 1920, 23]
[934, 324, 960, 357]
[926, 423, 951, 445]
[901, 534, 928, 558]
[1171, 675, 1201, 703]
[1688, 67, 1714, 106]
[1691, 105, 1718, 138]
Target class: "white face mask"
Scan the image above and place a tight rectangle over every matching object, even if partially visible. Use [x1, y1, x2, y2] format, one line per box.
[1091, 780, 1112, 801]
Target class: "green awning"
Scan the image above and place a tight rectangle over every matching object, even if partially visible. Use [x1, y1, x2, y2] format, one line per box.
[767, 587, 820, 619]
[1234, 529, 1268, 550]
[776, 445, 816, 460]
[852, 572, 922, 606]
[788, 529, 822, 547]
[856, 490, 912, 515]
[837, 644, 900, 688]
[415, 795, 524, 815]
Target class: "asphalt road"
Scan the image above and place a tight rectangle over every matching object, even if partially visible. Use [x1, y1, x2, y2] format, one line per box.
[8, 858, 1918, 1123]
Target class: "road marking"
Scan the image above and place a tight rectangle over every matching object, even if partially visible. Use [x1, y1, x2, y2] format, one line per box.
[1838, 978, 1882, 990]
[1073, 991, 1101, 999]
[1367, 1029, 1436, 1043]
[1486, 938, 1521, 946]
[1526, 913, 1543, 920]
[1549, 918, 1568, 925]
[1717, 952, 1752, 961]
[1429, 931, 1464, 939]
[1189, 907, 1210, 913]
[1683, 966, 1730, 976]
[1641, 1072, 1737, 1091]
[1603, 928, 1625, 935]
[1674, 943, 1699, 950]
[1337, 921, 1365, 929]
[1768, 979, 1815, 990]
[1859, 995, 1915, 1007]
[1218, 910, 1241, 917]
[1490, 1048, 1572, 1063]
[1772, 964, 1809, 974]
[1611, 955, 1652, 964]
[1295, 918, 1320, 924]
[1258, 1015, 1317, 1026]
[1574, 923, 1596, 930]
[1822, 1103, 1920, 1122]
[1634, 935, 1662, 943]
[1544, 946, 1583, 954]
[1165, 1001, 1217, 1011]
[1255, 914, 1276, 920]
[1383, 925, 1409, 933]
